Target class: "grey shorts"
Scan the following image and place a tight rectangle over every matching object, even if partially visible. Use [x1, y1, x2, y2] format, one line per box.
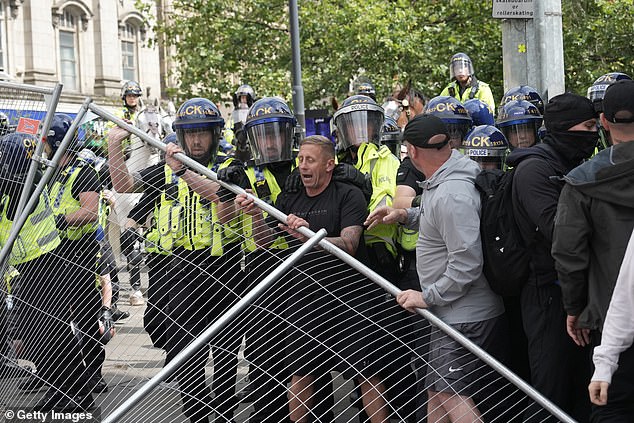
[425, 315, 505, 397]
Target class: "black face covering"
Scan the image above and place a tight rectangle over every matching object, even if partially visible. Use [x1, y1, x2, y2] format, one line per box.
[547, 130, 599, 165]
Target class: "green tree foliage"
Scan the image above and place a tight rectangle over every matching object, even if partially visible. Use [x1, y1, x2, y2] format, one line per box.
[562, 0, 634, 95]
[140, 0, 632, 107]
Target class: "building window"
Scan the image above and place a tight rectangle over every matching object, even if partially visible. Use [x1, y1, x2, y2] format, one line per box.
[59, 9, 78, 90]
[0, 1, 5, 71]
[121, 23, 137, 81]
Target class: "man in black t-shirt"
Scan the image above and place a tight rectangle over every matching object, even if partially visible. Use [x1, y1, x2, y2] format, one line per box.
[236, 135, 390, 423]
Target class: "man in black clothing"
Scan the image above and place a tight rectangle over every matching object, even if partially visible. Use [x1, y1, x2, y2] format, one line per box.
[506, 92, 599, 423]
[236, 135, 389, 423]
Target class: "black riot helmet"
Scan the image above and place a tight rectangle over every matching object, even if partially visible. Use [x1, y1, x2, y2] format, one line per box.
[172, 98, 225, 166]
[462, 125, 509, 170]
[500, 86, 545, 116]
[587, 72, 632, 113]
[449, 53, 475, 80]
[380, 116, 401, 157]
[424, 96, 472, 149]
[244, 97, 296, 166]
[333, 94, 384, 152]
[496, 100, 542, 149]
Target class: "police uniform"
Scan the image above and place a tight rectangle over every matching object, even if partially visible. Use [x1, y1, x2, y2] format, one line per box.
[48, 157, 104, 393]
[132, 154, 245, 422]
[440, 79, 496, 113]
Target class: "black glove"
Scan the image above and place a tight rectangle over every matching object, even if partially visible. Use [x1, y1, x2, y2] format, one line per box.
[216, 165, 248, 201]
[283, 168, 303, 194]
[99, 306, 114, 344]
[412, 194, 422, 208]
[54, 214, 68, 232]
[120, 228, 140, 256]
[332, 163, 373, 202]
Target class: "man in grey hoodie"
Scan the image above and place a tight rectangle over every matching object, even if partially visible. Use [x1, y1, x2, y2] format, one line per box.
[366, 114, 505, 422]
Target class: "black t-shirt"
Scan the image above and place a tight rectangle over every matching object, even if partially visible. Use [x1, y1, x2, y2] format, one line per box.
[396, 156, 424, 195]
[275, 180, 369, 262]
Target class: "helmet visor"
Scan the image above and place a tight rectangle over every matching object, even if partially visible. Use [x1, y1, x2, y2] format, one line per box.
[501, 123, 538, 149]
[335, 110, 383, 151]
[450, 59, 474, 79]
[176, 126, 220, 165]
[246, 120, 294, 165]
[446, 122, 472, 149]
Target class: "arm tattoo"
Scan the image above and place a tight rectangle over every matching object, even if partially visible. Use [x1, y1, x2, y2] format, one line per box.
[335, 225, 363, 255]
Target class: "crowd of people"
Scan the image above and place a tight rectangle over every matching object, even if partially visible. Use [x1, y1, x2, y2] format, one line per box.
[0, 52, 633, 423]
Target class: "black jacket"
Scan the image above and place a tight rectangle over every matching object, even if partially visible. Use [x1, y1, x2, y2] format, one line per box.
[552, 140, 634, 331]
[506, 142, 570, 286]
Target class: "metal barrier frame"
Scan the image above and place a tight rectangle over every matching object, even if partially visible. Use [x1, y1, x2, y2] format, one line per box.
[88, 103, 576, 423]
[0, 81, 64, 220]
[0, 97, 91, 274]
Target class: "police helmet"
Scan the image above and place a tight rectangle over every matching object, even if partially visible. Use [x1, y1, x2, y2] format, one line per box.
[356, 82, 377, 101]
[121, 81, 143, 101]
[463, 125, 509, 170]
[587, 72, 632, 113]
[424, 96, 473, 149]
[172, 98, 224, 165]
[449, 53, 474, 80]
[46, 113, 74, 155]
[232, 84, 256, 109]
[0, 132, 37, 183]
[0, 112, 11, 136]
[496, 100, 542, 149]
[244, 97, 296, 166]
[333, 94, 384, 152]
[380, 116, 401, 157]
[500, 86, 545, 115]
[464, 99, 495, 126]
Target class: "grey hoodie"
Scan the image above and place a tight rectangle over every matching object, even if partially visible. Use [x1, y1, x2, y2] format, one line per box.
[406, 150, 504, 324]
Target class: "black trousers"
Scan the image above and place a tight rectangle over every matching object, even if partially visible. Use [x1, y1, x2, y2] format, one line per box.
[521, 282, 591, 423]
[16, 239, 101, 396]
[164, 246, 246, 423]
[243, 250, 335, 423]
[591, 343, 634, 422]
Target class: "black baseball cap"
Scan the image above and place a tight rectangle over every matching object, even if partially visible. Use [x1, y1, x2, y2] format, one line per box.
[603, 79, 634, 123]
[402, 114, 450, 149]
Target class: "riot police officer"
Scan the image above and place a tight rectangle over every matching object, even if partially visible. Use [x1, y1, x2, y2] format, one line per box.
[464, 98, 495, 127]
[440, 52, 495, 113]
[499, 85, 545, 116]
[334, 94, 417, 420]
[0, 132, 97, 412]
[380, 115, 402, 158]
[424, 96, 473, 149]
[462, 125, 510, 170]
[587, 72, 632, 149]
[46, 114, 112, 396]
[119, 80, 143, 121]
[496, 100, 543, 149]
[108, 97, 244, 423]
